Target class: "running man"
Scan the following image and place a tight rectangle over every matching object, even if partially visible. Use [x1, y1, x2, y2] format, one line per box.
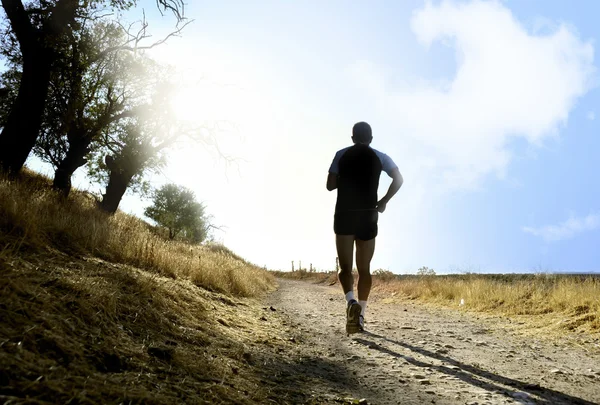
[326, 122, 403, 334]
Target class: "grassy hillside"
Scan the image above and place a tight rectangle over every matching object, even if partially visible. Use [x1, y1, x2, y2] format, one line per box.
[0, 172, 281, 404]
[0, 171, 273, 296]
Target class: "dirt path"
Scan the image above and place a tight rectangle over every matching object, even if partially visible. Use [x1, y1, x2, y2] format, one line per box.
[260, 279, 600, 405]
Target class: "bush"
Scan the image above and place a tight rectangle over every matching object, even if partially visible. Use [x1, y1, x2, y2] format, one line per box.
[373, 269, 397, 282]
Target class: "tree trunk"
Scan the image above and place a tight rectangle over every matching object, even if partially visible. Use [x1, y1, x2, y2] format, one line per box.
[52, 134, 91, 196]
[99, 166, 136, 214]
[0, 51, 52, 174]
[0, 0, 78, 175]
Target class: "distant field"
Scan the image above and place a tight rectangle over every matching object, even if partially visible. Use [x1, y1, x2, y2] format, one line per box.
[271, 269, 337, 284]
[273, 269, 600, 334]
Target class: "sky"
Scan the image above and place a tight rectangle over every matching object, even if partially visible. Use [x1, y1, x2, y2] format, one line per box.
[25, 0, 600, 274]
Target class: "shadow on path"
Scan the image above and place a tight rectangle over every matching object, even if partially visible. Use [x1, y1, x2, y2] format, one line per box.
[354, 331, 596, 405]
[254, 352, 379, 404]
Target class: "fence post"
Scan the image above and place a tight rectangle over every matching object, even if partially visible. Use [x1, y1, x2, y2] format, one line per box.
[299, 260, 302, 271]
[291, 261, 294, 272]
[335, 257, 339, 273]
[310, 263, 313, 272]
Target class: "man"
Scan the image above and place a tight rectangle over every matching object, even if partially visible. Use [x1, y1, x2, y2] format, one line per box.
[326, 122, 403, 334]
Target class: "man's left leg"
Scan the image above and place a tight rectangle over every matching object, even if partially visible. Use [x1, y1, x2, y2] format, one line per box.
[336, 234, 363, 334]
[355, 237, 375, 329]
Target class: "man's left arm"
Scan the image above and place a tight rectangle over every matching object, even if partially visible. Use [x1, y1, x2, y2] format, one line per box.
[377, 168, 403, 212]
[377, 152, 403, 213]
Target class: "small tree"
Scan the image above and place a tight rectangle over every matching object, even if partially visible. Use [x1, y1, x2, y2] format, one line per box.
[144, 183, 209, 243]
[417, 266, 436, 276]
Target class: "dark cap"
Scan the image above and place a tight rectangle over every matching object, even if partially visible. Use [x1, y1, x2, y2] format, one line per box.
[352, 122, 372, 143]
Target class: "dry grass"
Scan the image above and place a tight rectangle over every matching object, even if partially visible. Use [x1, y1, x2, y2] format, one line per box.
[0, 171, 274, 297]
[0, 253, 290, 404]
[373, 273, 600, 333]
[0, 171, 285, 403]
[272, 269, 338, 285]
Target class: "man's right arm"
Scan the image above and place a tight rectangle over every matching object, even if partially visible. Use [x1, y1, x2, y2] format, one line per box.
[326, 173, 338, 191]
[327, 150, 343, 191]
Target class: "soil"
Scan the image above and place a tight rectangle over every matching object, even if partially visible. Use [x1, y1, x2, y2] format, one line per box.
[260, 279, 600, 405]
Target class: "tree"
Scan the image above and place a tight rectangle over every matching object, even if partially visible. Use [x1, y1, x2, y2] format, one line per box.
[0, 10, 190, 197]
[0, 0, 77, 174]
[417, 266, 436, 276]
[85, 57, 218, 215]
[89, 74, 195, 214]
[35, 20, 137, 196]
[144, 183, 210, 243]
[34, 18, 187, 196]
[0, 0, 185, 175]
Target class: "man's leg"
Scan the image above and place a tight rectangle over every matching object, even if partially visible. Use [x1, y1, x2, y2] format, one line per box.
[337, 234, 363, 334]
[355, 238, 375, 321]
[336, 234, 355, 295]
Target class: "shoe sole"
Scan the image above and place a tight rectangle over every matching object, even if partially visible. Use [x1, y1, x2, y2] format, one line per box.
[346, 302, 362, 335]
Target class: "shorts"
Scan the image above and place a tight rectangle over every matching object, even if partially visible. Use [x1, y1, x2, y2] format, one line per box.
[334, 210, 378, 241]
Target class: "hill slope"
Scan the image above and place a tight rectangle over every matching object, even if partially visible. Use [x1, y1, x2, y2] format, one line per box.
[0, 173, 287, 403]
[1, 251, 304, 404]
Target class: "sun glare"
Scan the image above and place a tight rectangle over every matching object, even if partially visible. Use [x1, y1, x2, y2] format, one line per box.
[170, 82, 244, 124]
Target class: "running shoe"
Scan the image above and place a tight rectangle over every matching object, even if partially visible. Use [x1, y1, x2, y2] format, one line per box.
[358, 315, 365, 332]
[346, 300, 362, 334]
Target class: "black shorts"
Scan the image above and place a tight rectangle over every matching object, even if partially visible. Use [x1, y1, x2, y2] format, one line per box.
[334, 210, 378, 241]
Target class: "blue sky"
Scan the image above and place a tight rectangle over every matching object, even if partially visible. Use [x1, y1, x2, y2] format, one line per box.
[24, 1, 600, 273]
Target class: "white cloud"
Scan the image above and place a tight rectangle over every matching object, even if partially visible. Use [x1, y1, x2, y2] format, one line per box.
[349, 0, 595, 191]
[587, 111, 596, 121]
[523, 213, 600, 242]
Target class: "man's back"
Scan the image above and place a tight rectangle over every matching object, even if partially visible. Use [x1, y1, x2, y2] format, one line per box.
[331, 145, 396, 212]
[336, 144, 382, 212]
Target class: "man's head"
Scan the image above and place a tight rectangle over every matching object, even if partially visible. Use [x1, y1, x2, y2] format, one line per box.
[352, 122, 373, 145]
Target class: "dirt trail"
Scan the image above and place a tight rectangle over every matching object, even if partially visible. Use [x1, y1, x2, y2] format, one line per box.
[260, 279, 600, 405]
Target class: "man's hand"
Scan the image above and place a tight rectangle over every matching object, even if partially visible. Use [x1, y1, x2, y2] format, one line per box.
[376, 200, 387, 213]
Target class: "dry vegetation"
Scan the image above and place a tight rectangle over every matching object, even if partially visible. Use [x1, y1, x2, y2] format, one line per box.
[0, 171, 283, 404]
[373, 272, 600, 334]
[0, 254, 288, 404]
[0, 171, 273, 296]
[271, 269, 337, 285]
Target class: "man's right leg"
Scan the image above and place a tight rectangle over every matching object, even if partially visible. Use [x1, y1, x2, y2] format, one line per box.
[336, 234, 355, 295]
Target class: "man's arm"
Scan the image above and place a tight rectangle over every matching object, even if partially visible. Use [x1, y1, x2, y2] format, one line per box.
[326, 173, 338, 191]
[377, 168, 403, 213]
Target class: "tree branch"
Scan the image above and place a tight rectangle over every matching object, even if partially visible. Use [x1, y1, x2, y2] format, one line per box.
[93, 17, 192, 61]
[45, 0, 78, 37]
[155, 0, 185, 21]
